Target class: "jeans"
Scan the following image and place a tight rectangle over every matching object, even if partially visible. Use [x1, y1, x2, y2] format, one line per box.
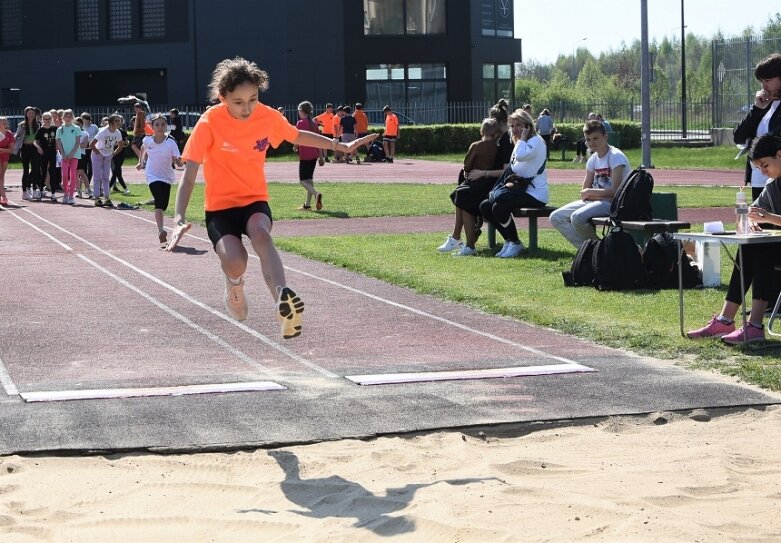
[549, 199, 613, 249]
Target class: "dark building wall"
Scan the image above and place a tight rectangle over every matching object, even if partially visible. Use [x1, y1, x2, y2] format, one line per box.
[0, 0, 519, 109]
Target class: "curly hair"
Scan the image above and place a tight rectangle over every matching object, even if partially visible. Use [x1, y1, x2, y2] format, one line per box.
[208, 57, 269, 101]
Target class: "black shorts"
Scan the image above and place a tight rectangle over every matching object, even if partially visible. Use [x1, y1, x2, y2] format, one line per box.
[205, 201, 273, 249]
[132, 135, 144, 148]
[299, 159, 317, 181]
[77, 156, 89, 171]
[148, 180, 172, 211]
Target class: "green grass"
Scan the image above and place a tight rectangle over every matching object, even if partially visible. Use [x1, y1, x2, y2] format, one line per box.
[113, 182, 739, 226]
[274, 231, 781, 391]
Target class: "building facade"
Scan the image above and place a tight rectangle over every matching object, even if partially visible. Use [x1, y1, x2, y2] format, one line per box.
[0, 0, 521, 122]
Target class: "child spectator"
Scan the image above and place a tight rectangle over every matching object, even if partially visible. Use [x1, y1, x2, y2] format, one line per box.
[293, 101, 323, 211]
[34, 111, 57, 201]
[314, 103, 335, 163]
[137, 113, 182, 244]
[354, 102, 369, 155]
[73, 117, 91, 198]
[80, 112, 99, 190]
[130, 102, 148, 159]
[438, 117, 499, 253]
[0, 116, 14, 206]
[168, 108, 185, 151]
[687, 134, 781, 344]
[55, 109, 84, 205]
[535, 108, 555, 160]
[549, 119, 630, 248]
[332, 106, 345, 162]
[110, 117, 130, 194]
[340, 105, 358, 163]
[382, 105, 399, 163]
[89, 113, 125, 207]
[15, 107, 40, 201]
[166, 57, 376, 339]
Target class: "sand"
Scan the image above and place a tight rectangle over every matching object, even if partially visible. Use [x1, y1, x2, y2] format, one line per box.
[0, 406, 779, 542]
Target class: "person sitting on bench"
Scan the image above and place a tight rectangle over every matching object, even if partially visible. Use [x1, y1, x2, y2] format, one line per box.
[549, 120, 630, 249]
[478, 108, 549, 258]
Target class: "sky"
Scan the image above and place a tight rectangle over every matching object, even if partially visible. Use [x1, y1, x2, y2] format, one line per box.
[514, 0, 780, 64]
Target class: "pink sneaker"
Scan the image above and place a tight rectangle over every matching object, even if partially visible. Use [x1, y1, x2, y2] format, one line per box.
[686, 315, 735, 339]
[721, 324, 765, 345]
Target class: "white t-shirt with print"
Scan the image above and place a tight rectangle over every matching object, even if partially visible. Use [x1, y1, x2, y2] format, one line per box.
[587, 146, 630, 190]
[142, 135, 180, 184]
[92, 126, 123, 157]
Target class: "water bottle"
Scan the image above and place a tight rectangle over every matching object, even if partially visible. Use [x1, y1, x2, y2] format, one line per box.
[736, 190, 749, 235]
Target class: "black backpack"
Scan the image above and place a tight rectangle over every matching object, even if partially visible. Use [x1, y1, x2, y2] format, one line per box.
[366, 140, 385, 162]
[642, 232, 703, 289]
[609, 167, 654, 225]
[562, 239, 599, 287]
[592, 228, 648, 291]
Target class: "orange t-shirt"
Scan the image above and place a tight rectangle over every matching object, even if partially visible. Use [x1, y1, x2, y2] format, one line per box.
[314, 111, 334, 136]
[354, 109, 368, 133]
[332, 114, 343, 138]
[182, 103, 298, 212]
[384, 113, 399, 137]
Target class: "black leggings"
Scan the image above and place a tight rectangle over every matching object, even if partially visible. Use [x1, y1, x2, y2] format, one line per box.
[110, 153, 127, 190]
[39, 149, 58, 191]
[20, 144, 41, 191]
[479, 190, 545, 244]
[726, 244, 781, 305]
[576, 138, 587, 156]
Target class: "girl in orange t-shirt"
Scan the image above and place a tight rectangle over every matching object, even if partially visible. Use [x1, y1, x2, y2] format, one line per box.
[167, 57, 376, 340]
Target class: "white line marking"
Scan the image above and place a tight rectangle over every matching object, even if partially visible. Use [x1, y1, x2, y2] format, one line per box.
[20, 381, 286, 403]
[119, 209, 582, 366]
[14, 205, 337, 379]
[0, 356, 19, 396]
[347, 363, 596, 385]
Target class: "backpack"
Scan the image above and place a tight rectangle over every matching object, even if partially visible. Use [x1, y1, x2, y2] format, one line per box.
[642, 232, 703, 289]
[366, 140, 385, 162]
[609, 167, 654, 225]
[592, 228, 648, 291]
[562, 239, 599, 287]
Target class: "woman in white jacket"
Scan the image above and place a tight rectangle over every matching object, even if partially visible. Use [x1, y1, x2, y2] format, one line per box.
[479, 109, 548, 258]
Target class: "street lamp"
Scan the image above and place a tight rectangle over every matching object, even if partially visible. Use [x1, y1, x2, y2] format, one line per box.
[572, 37, 587, 81]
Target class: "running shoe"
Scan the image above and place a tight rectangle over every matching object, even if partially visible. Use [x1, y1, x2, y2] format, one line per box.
[124, 188, 131, 195]
[224, 275, 248, 321]
[276, 286, 304, 339]
[437, 235, 463, 253]
[94, 198, 103, 207]
[315, 193, 323, 211]
[159, 229, 168, 244]
[499, 241, 525, 258]
[721, 323, 765, 345]
[0, 196, 7, 206]
[453, 246, 477, 256]
[495, 241, 511, 257]
[297, 204, 312, 211]
[686, 315, 735, 339]
[103, 198, 113, 208]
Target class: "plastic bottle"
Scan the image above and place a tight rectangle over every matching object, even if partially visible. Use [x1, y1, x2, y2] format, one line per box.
[736, 190, 749, 235]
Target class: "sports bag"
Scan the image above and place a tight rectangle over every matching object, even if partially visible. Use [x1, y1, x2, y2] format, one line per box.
[642, 232, 703, 289]
[609, 167, 654, 225]
[562, 239, 599, 287]
[592, 228, 648, 291]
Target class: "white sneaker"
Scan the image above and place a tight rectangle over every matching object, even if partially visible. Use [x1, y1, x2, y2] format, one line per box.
[33, 189, 41, 200]
[453, 246, 477, 256]
[500, 241, 525, 258]
[124, 188, 131, 195]
[437, 235, 463, 253]
[224, 275, 248, 321]
[495, 241, 511, 257]
[22, 189, 31, 200]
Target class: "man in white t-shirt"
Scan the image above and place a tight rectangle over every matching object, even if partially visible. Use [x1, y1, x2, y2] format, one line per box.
[550, 120, 630, 248]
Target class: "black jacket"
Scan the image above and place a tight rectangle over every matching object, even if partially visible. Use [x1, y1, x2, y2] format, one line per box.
[734, 101, 781, 185]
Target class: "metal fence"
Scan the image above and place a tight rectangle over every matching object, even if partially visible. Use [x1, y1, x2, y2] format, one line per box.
[0, 97, 726, 142]
[712, 34, 781, 128]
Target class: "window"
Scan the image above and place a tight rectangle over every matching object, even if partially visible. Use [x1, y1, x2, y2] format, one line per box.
[76, 0, 100, 41]
[364, 0, 445, 36]
[365, 63, 447, 117]
[0, 0, 22, 47]
[482, 63, 513, 102]
[141, 0, 166, 38]
[108, 0, 132, 40]
[480, 0, 514, 37]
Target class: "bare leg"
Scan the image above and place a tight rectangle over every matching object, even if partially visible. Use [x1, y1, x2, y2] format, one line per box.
[462, 210, 479, 248]
[154, 208, 164, 232]
[214, 234, 249, 281]
[451, 208, 463, 239]
[246, 212, 286, 301]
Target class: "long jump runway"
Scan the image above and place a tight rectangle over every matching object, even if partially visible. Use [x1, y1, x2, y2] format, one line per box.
[0, 199, 778, 454]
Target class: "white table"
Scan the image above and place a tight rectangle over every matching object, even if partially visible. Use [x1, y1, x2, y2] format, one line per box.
[673, 231, 781, 340]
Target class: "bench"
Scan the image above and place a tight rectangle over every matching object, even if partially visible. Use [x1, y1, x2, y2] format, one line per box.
[590, 192, 688, 245]
[487, 206, 557, 251]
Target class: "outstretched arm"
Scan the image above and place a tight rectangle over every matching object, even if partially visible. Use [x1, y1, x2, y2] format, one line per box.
[292, 130, 378, 156]
[165, 160, 199, 251]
